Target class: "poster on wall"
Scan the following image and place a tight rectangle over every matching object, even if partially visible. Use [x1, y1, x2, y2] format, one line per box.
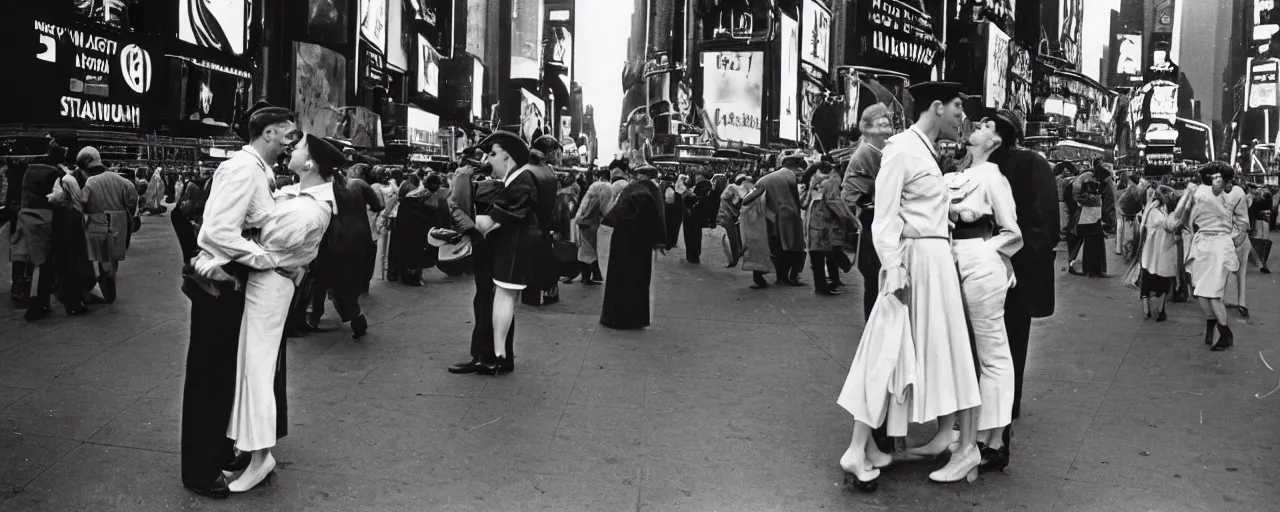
[984, 24, 1010, 109]
[801, 0, 831, 73]
[1006, 44, 1031, 116]
[858, 0, 938, 81]
[519, 88, 546, 142]
[779, 14, 800, 141]
[1112, 33, 1142, 85]
[418, 37, 440, 98]
[19, 17, 152, 129]
[511, 0, 545, 80]
[75, 0, 135, 29]
[178, 0, 249, 56]
[294, 42, 347, 138]
[545, 17, 574, 94]
[360, 0, 388, 52]
[701, 51, 764, 145]
[305, 0, 348, 45]
[1250, 60, 1278, 109]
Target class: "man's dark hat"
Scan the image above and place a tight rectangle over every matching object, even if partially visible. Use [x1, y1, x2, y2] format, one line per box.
[633, 165, 659, 177]
[907, 82, 967, 108]
[780, 153, 807, 166]
[305, 134, 347, 173]
[477, 131, 531, 166]
[983, 108, 1022, 147]
[531, 135, 563, 154]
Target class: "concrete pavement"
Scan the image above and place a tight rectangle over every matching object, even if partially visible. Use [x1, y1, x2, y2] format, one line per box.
[0, 218, 1277, 511]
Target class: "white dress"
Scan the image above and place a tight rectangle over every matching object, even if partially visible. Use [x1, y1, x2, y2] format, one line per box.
[226, 182, 336, 452]
[1183, 185, 1238, 299]
[943, 162, 1023, 431]
[837, 127, 982, 435]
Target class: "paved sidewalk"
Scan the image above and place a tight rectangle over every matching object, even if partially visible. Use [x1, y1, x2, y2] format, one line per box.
[0, 221, 1276, 511]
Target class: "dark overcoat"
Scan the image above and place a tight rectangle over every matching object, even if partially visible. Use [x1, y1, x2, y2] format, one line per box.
[996, 147, 1060, 318]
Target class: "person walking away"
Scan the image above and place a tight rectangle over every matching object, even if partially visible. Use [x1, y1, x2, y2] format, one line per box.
[804, 161, 857, 295]
[571, 167, 613, 284]
[1071, 173, 1107, 276]
[19, 141, 92, 321]
[307, 163, 384, 338]
[389, 174, 449, 286]
[553, 172, 583, 284]
[180, 102, 297, 498]
[742, 153, 807, 288]
[79, 147, 138, 303]
[1140, 185, 1180, 320]
[717, 175, 750, 267]
[1249, 186, 1272, 273]
[682, 172, 716, 263]
[1116, 175, 1143, 258]
[599, 165, 667, 329]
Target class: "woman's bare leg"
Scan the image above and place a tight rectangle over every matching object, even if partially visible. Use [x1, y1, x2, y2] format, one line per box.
[492, 288, 518, 358]
[840, 421, 881, 482]
[908, 413, 959, 455]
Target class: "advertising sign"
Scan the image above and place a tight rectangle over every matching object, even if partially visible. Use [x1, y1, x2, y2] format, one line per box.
[418, 37, 440, 98]
[466, 0, 490, 61]
[22, 18, 153, 129]
[178, 0, 248, 56]
[361, 43, 385, 87]
[294, 42, 348, 138]
[519, 88, 546, 142]
[387, 105, 439, 146]
[473, 59, 485, 119]
[779, 14, 800, 141]
[984, 23, 1010, 109]
[169, 57, 251, 128]
[1007, 43, 1031, 114]
[1112, 33, 1142, 85]
[1058, 0, 1082, 69]
[1147, 83, 1178, 121]
[701, 51, 764, 145]
[387, 0, 408, 70]
[801, 0, 831, 73]
[511, 0, 545, 80]
[304, 0, 349, 45]
[360, 0, 388, 52]
[1250, 59, 1278, 109]
[858, 0, 938, 81]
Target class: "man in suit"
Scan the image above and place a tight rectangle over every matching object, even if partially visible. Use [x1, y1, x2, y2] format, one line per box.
[991, 109, 1060, 453]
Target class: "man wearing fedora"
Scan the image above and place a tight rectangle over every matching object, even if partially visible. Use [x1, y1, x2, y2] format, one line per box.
[741, 152, 808, 288]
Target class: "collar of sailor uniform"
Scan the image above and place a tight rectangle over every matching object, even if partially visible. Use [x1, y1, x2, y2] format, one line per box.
[277, 181, 338, 214]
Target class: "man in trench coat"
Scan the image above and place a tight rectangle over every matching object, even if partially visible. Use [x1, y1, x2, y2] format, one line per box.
[741, 154, 807, 288]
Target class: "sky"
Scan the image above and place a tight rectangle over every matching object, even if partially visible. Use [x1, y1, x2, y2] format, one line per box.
[1081, 0, 1121, 82]
[576, 0, 634, 164]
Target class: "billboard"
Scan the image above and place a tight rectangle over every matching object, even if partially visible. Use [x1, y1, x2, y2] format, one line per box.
[169, 57, 251, 129]
[178, 0, 248, 56]
[294, 42, 348, 138]
[511, 0, 544, 80]
[304, 0, 349, 45]
[701, 51, 764, 145]
[1058, 0, 1083, 69]
[801, 0, 831, 73]
[858, 0, 937, 81]
[75, 0, 135, 30]
[360, 0, 388, 52]
[473, 59, 485, 119]
[984, 23, 1010, 109]
[418, 37, 440, 98]
[387, 0, 408, 70]
[1250, 59, 1279, 109]
[1112, 33, 1142, 85]
[519, 88, 546, 142]
[779, 14, 800, 141]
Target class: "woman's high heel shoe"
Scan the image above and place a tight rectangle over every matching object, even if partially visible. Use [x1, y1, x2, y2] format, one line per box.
[229, 452, 277, 492]
[842, 469, 879, 492]
[929, 446, 981, 483]
[903, 429, 960, 460]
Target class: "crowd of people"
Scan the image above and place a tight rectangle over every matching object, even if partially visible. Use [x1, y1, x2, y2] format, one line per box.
[3, 83, 1273, 500]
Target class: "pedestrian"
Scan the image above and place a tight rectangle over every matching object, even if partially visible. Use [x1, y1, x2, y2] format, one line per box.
[837, 82, 981, 489]
[741, 153, 807, 288]
[474, 131, 554, 371]
[180, 101, 297, 499]
[6, 160, 32, 304]
[79, 147, 138, 303]
[20, 140, 93, 321]
[717, 174, 750, 268]
[194, 133, 342, 493]
[571, 167, 612, 284]
[172, 167, 213, 265]
[599, 164, 666, 329]
[389, 173, 448, 286]
[1178, 162, 1240, 351]
[682, 172, 716, 264]
[1071, 173, 1107, 277]
[1139, 184, 1179, 321]
[802, 161, 856, 296]
[841, 103, 893, 318]
[658, 173, 683, 250]
[1223, 175, 1252, 317]
[307, 161, 384, 338]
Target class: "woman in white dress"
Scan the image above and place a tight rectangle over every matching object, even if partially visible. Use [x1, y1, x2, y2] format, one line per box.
[1139, 185, 1180, 321]
[927, 115, 1022, 471]
[1177, 162, 1239, 350]
[192, 134, 345, 492]
[371, 168, 400, 280]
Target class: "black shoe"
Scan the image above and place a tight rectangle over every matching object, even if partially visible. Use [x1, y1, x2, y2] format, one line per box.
[583, 278, 600, 285]
[1238, 306, 1250, 318]
[1262, 267, 1271, 274]
[1204, 319, 1218, 345]
[829, 279, 845, 289]
[1156, 310, 1167, 322]
[842, 470, 879, 492]
[979, 444, 1010, 472]
[351, 314, 368, 339]
[816, 288, 842, 296]
[543, 296, 560, 305]
[498, 359, 515, 373]
[184, 475, 231, 500]
[65, 305, 92, 316]
[474, 357, 508, 376]
[24, 305, 52, 322]
[224, 451, 251, 472]
[448, 359, 488, 374]
[562, 277, 575, 284]
[1211, 324, 1234, 351]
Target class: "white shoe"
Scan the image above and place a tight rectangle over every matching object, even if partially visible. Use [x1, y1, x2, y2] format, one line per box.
[929, 446, 981, 483]
[228, 452, 277, 492]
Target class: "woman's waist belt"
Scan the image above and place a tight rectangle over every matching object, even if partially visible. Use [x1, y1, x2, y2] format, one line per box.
[952, 216, 994, 240]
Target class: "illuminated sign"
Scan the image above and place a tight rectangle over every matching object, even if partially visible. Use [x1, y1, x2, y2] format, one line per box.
[359, 0, 388, 52]
[801, 0, 831, 73]
[1250, 59, 1278, 109]
[511, 0, 545, 80]
[779, 14, 800, 141]
[984, 23, 1010, 109]
[701, 51, 764, 145]
[858, 0, 939, 80]
[28, 19, 149, 128]
[179, 0, 249, 55]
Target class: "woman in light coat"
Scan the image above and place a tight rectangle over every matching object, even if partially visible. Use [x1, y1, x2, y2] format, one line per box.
[1139, 185, 1179, 320]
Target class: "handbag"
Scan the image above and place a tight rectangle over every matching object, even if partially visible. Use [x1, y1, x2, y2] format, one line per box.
[1078, 205, 1102, 225]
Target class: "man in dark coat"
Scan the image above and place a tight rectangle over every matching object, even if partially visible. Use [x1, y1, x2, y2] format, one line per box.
[682, 172, 716, 264]
[741, 153, 807, 288]
[991, 109, 1059, 449]
[600, 165, 666, 329]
